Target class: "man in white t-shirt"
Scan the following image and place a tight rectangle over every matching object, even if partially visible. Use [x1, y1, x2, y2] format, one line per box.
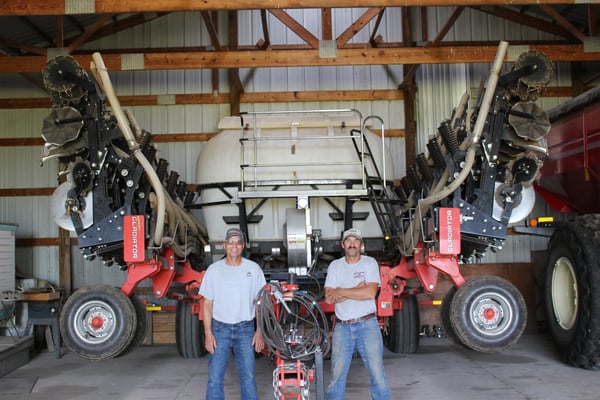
[199, 228, 266, 400]
[325, 228, 390, 400]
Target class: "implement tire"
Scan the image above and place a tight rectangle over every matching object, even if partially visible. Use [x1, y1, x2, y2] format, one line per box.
[386, 295, 420, 354]
[176, 300, 207, 358]
[441, 286, 465, 347]
[118, 294, 147, 357]
[60, 285, 136, 360]
[449, 276, 526, 353]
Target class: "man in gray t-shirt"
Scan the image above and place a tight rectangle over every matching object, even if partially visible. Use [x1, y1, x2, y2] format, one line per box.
[199, 228, 266, 400]
[325, 228, 390, 400]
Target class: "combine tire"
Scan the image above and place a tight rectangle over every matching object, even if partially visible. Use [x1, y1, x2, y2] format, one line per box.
[449, 276, 526, 353]
[176, 300, 207, 358]
[544, 215, 600, 369]
[386, 295, 420, 353]
[60, 285, 136, 360]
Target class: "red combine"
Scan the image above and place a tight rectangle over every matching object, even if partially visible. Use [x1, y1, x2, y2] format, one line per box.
[534, 84, 600, 369]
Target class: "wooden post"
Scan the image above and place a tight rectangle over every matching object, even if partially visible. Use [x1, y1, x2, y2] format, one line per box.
[401, 7, 417, 167]
[58, 227, 72, 294]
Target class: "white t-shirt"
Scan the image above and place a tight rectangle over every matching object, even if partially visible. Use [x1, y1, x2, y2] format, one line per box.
[325, 255, 380, 321]
[199, 258, 266, 324]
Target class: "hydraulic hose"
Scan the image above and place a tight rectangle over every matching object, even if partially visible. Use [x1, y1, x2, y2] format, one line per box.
[90, 52, 166, 247]
[125, 109, 209, 244]
[256, 283, 330, 360]
[472, 41, 509, 144]
[402, 41, 509, 253]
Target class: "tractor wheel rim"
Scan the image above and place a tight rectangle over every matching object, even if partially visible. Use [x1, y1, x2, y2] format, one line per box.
[72, 300, 117, 344]
[469, 292, 512, 336]
[551, 256, 578, 331]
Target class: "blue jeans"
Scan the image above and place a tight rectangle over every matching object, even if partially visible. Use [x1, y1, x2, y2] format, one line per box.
[206, 319, 258, 400]
[326, 317, 390, 400]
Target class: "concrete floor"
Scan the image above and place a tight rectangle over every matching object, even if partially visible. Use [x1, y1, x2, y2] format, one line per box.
[0, 333, 599, 400]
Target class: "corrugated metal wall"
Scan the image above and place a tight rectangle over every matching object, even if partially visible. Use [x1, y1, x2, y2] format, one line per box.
[0, 9, 575, 287]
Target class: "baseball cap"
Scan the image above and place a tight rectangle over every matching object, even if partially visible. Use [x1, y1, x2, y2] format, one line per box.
[342, 228, 362, 241]
[225, 228, 244, 241]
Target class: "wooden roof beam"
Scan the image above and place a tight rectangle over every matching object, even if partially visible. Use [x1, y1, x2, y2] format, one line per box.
[322, 8, 333, 41]
[56, 16, 64, 48]
[0, 37, 47, 55]
[589, 4, 597, 36]
[469, 6, 572, 38]
[201, 11, 224, 51]
[337, 7, 384, 48]
[269, 9, 319, 49]
[0, 0, 579, 16]
[67, 14, 113, 53]
[540, 4, 587, 42]
[0, 44, 598, 73]
[80, 13, 169, 45]
[369, 9, 385, 47]
[258, 10, 271, 49]
[400, 6, 465, 87]
[19, 16, 54, 45]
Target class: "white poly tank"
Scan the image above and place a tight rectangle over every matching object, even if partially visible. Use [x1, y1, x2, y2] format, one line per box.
[196, 112, 395, 245]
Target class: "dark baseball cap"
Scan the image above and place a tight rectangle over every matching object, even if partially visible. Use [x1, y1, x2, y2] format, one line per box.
[225, 228, 244, 241]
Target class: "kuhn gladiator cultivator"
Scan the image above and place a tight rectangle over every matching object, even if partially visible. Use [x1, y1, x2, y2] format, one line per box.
[40, 41, 553, 398]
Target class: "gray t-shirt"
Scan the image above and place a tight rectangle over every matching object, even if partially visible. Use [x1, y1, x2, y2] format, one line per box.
[325, 255, 380, 321]
[198, 258, 266, 324]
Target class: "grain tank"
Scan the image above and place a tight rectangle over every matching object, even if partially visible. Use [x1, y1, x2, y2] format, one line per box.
[195, 110, 394, 277]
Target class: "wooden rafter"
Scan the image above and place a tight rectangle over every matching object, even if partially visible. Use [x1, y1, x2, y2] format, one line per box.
[56, 15, 64, 48]
[201, 11, 223, 50]
[540, 4, 587, 42]
[79, 13, 168, 45]
[337, 7, 384, 48]
[369, 9, 385, 47]
[0, 0, 580, 16]
[0, 88, 405, 109]
[269, 9, 319, 49]
[67, 14, 113, 53]
[0, 44, 598, 73]
[401, 6, 465, 87]
[0, 37, 46, 55]
[428, 5, 465, 47]
[19, 16, 53, 45]
[589, 4, 597, 36]
[66, 15, 86, 33]
[322, 8, 332, 41]
[470, 6, 571, 38]
[259, 10, 271, 49]
[0, 86, 578, 110]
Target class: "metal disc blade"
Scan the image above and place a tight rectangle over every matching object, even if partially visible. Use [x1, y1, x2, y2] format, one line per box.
[41, 107, 83, 146]
[508, 102, 551, 141]
[51, 181, 93, 231]
[492, 183, 536, 224]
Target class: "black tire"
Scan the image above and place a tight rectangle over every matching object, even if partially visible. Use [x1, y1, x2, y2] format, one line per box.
[440, 286, 464, 347]
[176, 300, 207, 358]
[118, 295, 148, 356]
[386, 295, 420, 353]
[544, 216, 600, 369]
[449, 276, 526, 353]
[59, 285, 137, 360]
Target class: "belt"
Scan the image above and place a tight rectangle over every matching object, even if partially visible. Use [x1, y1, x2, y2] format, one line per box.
[335, 313, 376, 325]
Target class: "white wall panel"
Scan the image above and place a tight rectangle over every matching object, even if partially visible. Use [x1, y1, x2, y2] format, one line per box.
[415, 63, 470, 153]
